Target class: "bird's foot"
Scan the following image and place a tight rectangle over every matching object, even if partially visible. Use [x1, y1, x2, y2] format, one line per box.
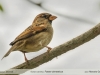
[23, 52, 30, 65]
[25, 57, 30, 65]
[46, 46, 52, 53]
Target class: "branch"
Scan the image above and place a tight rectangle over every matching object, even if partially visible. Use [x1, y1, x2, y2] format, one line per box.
[2, 23, 100, 75]
[27, 0, 94, 24]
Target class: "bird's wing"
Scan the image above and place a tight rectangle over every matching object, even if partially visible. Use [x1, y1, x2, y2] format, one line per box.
[10, 24, 47, 46]
[10, 25, 35, 46]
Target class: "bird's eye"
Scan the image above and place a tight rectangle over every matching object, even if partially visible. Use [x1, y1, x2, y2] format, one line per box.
[41, 14, 47, 18]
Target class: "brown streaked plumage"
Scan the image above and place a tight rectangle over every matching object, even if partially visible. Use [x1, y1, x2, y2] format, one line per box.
[2, 13, 57, 63]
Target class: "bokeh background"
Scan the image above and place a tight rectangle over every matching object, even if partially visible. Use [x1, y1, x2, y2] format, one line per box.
[0, 0, 100, 75]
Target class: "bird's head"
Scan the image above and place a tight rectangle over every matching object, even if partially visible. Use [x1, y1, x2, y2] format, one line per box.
[32, 13, 57, 32]
[33, 13, 57, 24]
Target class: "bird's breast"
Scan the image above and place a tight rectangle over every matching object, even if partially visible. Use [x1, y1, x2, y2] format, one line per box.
[24, 27, 53, 52]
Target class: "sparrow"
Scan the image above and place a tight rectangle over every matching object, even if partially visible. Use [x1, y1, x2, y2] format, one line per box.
[2, 13, 57, 63]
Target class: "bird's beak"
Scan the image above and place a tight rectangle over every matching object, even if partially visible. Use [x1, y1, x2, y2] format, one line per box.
[49, 15, 57, 20]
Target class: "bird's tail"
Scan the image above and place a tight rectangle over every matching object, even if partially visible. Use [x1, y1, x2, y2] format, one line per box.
[1, 46, 16, 60]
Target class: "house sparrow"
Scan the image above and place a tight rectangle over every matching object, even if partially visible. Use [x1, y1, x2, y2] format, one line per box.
[2, 13, 57, 63]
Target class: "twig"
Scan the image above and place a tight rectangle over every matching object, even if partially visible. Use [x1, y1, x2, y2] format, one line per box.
[27, 0, 94, 24]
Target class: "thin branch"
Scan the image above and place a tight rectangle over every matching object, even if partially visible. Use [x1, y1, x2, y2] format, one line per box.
[2, 23, 100, 75]
[27, 0, 95, 24]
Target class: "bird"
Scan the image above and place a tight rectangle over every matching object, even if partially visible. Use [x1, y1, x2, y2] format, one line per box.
[2, 13, 57, 63]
